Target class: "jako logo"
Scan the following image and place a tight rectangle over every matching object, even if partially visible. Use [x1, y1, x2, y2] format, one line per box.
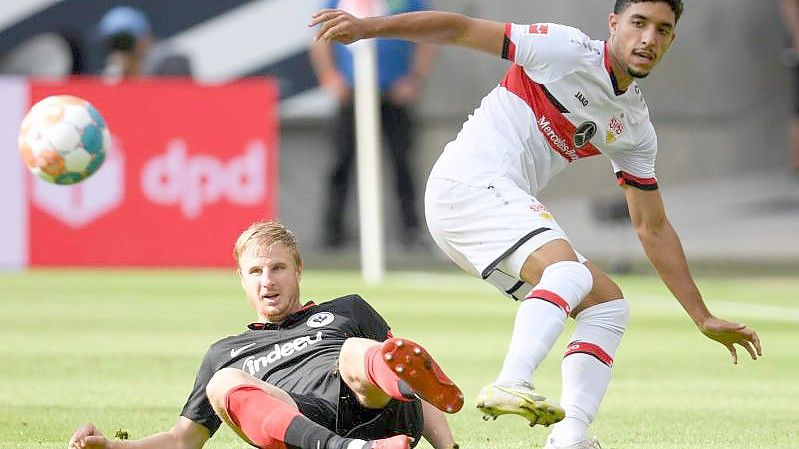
[141, 139, 266, 219]
[241, 331, 323, 376]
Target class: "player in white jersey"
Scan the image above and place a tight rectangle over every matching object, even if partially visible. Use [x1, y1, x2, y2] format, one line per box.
[311, 2, 763, 448]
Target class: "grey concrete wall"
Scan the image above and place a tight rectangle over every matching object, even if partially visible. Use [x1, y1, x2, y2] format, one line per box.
[279, 0, 793, 260]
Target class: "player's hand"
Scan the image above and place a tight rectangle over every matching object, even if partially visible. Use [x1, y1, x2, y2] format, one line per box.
[699, 316, 762, 364]
[68, 423, 111, 449]
[310, 9, 369, 44]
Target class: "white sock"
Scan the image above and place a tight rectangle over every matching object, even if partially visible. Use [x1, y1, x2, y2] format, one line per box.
[495, 261, 593, 386]
[548, 299, 629, 446]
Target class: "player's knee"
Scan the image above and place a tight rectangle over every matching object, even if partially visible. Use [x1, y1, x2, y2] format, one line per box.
[338, 338, 378, 389]
[206, 368, 252, 406]
[547, 260, 593, 290]
[520, 239, 580, 282]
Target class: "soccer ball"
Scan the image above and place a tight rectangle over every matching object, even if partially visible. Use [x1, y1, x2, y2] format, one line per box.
[18, 95, 110, 185]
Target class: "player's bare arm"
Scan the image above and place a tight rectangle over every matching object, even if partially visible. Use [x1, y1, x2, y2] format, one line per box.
[623, 186, 762, 364]
[68, 417, 209, 449]
[310, 9, 504, 57]
[420, 400, 459, 449]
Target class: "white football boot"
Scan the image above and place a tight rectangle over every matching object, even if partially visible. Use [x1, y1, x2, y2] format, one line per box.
[543, 436, 602, 449]
[475, 383, 565, 427]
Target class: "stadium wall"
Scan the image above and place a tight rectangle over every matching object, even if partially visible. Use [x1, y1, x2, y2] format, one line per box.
[0, 1, 792, 267]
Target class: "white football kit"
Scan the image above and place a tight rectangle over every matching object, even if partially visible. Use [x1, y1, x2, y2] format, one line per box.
[425, 22, 659, 299]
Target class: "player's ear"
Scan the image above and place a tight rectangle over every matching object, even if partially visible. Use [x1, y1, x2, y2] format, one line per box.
[608, 13, 619, 36]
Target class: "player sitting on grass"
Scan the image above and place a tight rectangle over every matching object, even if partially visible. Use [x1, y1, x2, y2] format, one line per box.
[310, 1, 763, 449]
[68, 220, 462, 449]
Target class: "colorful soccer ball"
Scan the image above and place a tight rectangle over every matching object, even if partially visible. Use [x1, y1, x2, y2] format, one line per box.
[18, 95, 110, 185]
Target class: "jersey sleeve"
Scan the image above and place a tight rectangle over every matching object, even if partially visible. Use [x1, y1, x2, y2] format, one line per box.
[180, 346, 223, 435]
[348, 295, 391, 341]
[502, 23, 595, 83]
[609, 122, 659, 190]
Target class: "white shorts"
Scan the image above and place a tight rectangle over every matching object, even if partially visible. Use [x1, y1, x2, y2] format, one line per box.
[425, 176, 586, 300]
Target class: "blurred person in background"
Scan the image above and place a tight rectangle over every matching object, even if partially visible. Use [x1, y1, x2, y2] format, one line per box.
[780, 0, 799, 190]
[311, 1, 762, 448]
[97, 5, 192, 79]
[309, 0, 437, 250]
[68, 220, 461, 449]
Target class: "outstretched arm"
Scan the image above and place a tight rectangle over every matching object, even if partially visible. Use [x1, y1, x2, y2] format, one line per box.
[68, 417, 209, 449]
[623, 186, 762, 364]
[310, 9, 504, 57]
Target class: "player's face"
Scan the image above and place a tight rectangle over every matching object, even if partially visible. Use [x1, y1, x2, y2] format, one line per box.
[609, 1, 677, 80]
[238, 243, 303, 324]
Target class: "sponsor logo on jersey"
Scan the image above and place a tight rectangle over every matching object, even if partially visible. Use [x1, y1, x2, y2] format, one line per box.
[306, 312, 334, 328]
[537, 116, 578, 160]
[606, 115, 625, 144]
[529, 24, 549, 34]
[241, 331, 323, 376]
[573, 121, 597, 148]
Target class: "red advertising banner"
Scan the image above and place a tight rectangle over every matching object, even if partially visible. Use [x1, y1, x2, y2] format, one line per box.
[25, 78, 278, 267]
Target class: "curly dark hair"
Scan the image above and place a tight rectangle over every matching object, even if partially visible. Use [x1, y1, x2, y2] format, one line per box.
[614, 0, 683, 23]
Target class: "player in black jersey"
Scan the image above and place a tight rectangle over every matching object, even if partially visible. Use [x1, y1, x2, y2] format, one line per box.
[68, 221, 462, 449]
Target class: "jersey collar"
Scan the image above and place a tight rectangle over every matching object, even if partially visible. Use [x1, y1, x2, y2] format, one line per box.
[603, 41, 627, 96]
[247, 301, 317, 330]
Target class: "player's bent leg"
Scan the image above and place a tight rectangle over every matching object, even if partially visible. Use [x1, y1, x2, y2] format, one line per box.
[479, 239, 592, 427]
[207, 367, 405, 449]
[547, 264, 627, 448]
[340, 337, 464, 413]
[339, 338, 394, 409]
[205, 368, 299, 447]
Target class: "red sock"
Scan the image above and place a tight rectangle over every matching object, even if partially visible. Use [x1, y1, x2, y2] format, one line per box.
[224, 385, 299, 449]
[364, 343, 409, 401]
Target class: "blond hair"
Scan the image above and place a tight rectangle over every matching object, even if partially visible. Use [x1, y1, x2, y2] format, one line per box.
[233, 221, 302, 271]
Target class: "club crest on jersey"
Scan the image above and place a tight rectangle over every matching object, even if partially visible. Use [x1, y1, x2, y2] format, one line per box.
[307, 312, 335, 328]
[573, 121, 597, 148]
[606, 115, 625, 144]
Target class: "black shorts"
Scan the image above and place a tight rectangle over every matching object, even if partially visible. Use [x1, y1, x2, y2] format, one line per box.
[288, 374, 424, 447]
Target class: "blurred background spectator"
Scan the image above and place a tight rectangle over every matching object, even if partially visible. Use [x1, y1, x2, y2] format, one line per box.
[781, 0, 799, 192]
[97, 5, 192, 79]
[309, 0, 437, 251]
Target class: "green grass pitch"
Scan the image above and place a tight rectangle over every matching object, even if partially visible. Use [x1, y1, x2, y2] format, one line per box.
[0, 269, 797, 449]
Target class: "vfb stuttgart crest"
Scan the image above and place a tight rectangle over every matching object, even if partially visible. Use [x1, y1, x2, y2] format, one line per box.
[573, 121, 597, 148]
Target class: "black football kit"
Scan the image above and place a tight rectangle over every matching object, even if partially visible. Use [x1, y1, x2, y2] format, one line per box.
[180, 294, 423, 444]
